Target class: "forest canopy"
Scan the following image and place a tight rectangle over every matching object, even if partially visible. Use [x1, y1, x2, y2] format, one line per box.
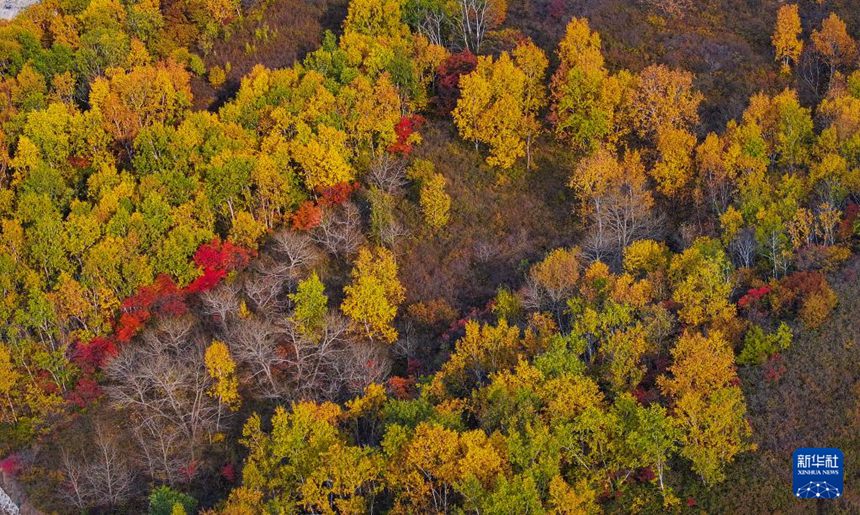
[0, 0, 858, 513]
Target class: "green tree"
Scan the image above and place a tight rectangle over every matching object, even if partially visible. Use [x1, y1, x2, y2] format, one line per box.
[289, 272, 329, 340]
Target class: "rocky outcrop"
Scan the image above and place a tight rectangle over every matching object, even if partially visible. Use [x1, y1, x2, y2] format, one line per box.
[0, 0, 39, 20]
[0, 472, 41, 515]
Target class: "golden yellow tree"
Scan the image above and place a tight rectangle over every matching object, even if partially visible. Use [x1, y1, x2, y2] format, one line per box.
[811, 13, 858, 75]
[651, 126, 696, 197]
[453, 52, 528, 169]
[342, 247, 405, 343]
[205, 340, 241, 411]
[419, 172, 451, 230]
[549, 17, 625, 151]
[659, 331, 754, 484]
[512, 39, 549, 169]
[626, 64, 702, 144]
[772, 4, 803, 73]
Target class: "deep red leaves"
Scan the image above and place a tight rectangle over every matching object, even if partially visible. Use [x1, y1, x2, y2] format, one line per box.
[737, 285, 771, 309]
[180, 460, 199, 482]
[73, 337, 118, 372]
[0, 454, 21, 475]
[67, 378, 103, 408]
[388, 115, 425, 155]
[220, 462, 236, 483]
[435, 51, 477, 114]
[318, 181, 359, 207]
[68, 239, 253, 409]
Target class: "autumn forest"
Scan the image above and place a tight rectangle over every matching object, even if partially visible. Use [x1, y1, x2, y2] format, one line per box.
[0, 0, 858, 513]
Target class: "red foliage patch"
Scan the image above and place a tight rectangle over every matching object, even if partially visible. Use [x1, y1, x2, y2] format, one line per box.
[388, 115, 425, 155]
[318, 181, 359, 207]
[435, 51, 477, 114]
[193, 239, 253, 275]
[737, 285, 771, 309]
[839, 202, 859, 240]
[292, 201, 323, 231]
[180, 460, 199, 482]
[73, 337, 118, 372]
[67, 155, 92, 169]
[388, 376, 417, 400]
[67, 377, 103, 408]
[186, 268, 227, 295]
[221, 462, 236, 483]
[763, 354, 787, 384]
[0, 454, 21, 475]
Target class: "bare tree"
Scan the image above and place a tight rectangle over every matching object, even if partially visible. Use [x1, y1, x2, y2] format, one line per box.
[60, 448, 87, 511]
[227, 316, 289, 399]
[132, 418, 188, 486]
[729, 227, 757, 270]
[106, 317, 220, 470]
[283, 312, 352, 401]
[60, 423, 135, 510]
[335, 340, 392, 396]
[367, 155, 407, 195]
[243, 269, 286, 314]
[415, 7, 449, 47]
[267, 230, 322, 283]
[199, 282, 241, 329]
[583, 187, 663, 264]
[312, 202, 365, 257]
[456, 0, 504, 53]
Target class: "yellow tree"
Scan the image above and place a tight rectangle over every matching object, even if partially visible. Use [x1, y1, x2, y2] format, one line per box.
[0, 344, 20, 424]
[659, 331, 754, 484]
[668, 237, 736, 329]
[549, 17, 621, 151]
[772, 4, 803, 73]
[512, 39, 549, 169]
[452, 52, 527, 169]
[811, 13, 858, 76]
[626, 64, 702, 144]
[89, 61, 192, 153]
[419, 172, 451, 230]
[651, 126, 696, 197]
[291, 124, 355, 191]
[205, 340, 241, 412]
[341, 247, 405, 343]
[529, 247, 581, 306]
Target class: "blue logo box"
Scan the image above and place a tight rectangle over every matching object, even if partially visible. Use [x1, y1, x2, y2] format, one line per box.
[792, 448, 844, 499]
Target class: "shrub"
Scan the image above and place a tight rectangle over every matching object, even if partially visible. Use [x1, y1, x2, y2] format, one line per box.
[737, 323, 792, 365]
[799, 287, 838, 329]
[148, 486, 197, 515]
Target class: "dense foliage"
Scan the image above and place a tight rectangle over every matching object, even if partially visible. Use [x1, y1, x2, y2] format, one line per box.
[0, 0, 858, 513]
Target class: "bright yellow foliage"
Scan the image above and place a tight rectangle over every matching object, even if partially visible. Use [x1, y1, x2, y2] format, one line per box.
[772, 4, 803, 72]
[205, 340, 241, 411]
[453, 52, 531, 169]
[419, 172, 451, 230]
[659, 331, 754, 484]
[342, 246, 405, 343]
[651, 126, 696, 197]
